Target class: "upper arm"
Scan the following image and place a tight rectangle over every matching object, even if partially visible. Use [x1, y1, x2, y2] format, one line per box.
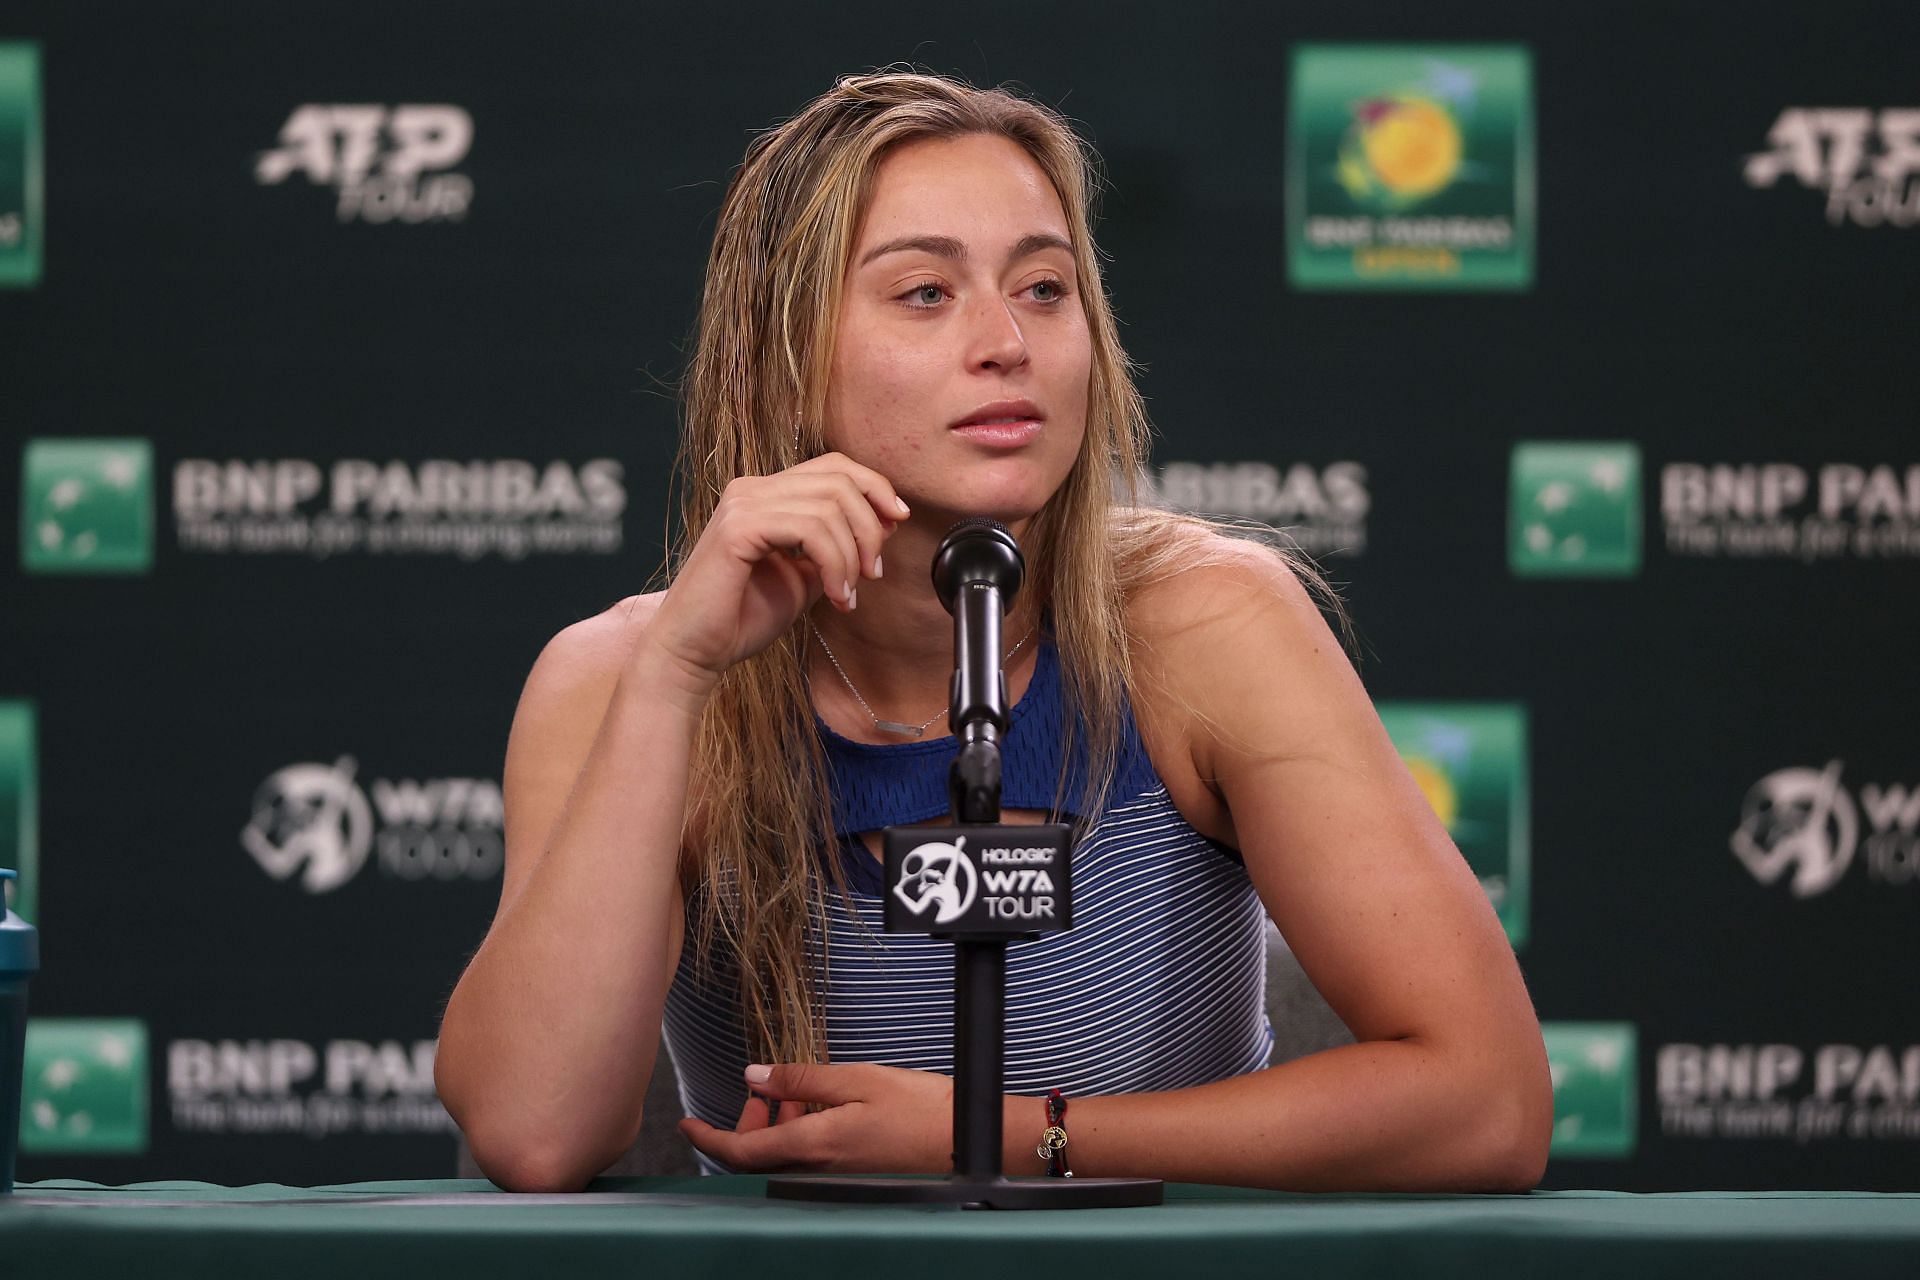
[1133, 540, 1537, 1058]
[497, 594, 683, 953]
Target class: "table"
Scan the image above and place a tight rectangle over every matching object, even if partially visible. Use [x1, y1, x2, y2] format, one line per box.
[3, 1176, 1918, 1278]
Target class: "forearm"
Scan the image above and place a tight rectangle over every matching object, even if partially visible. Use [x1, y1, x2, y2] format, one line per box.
[1001, 1037, 1550, 1192]
[438, 642, 714, 1187]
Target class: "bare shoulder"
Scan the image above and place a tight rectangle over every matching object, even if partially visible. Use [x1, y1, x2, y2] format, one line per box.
[1125, 528, 1346, 788]
[1126, 527, 1319, 639]
[499, 592, 670, 909]
[527, 592, 666, 694]
[507, 592, 667, 817]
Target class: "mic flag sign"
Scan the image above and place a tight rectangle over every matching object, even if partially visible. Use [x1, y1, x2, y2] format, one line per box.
[883, 825, 1074, 940]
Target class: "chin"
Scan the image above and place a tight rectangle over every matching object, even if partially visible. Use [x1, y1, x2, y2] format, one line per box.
[926, 487, 1053, 527]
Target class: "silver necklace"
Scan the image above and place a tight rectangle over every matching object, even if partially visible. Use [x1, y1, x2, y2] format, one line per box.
[807, 616, 1039, 739]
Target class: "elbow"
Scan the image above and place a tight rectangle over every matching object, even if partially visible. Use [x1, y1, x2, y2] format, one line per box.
[458, 1105, 627, 1193]
[470, 1136, 603, 1194]
[437, 1052, 625, 1194]
[1474, 1050, 1554, 1193]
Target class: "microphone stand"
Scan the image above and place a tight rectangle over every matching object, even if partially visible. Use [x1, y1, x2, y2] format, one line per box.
[769, 528, 1161, 1210]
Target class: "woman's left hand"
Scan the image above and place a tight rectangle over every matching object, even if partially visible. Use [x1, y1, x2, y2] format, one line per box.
[678, 1062, 956, 1174]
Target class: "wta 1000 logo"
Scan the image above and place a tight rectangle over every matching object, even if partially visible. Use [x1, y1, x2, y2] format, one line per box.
[241, 756, 503, 894]
[256, 104, 473, 224]
[1730, 761, 1920, 898]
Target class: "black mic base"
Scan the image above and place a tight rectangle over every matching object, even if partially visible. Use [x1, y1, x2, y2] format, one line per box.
[767, 1172, 1163, 1210]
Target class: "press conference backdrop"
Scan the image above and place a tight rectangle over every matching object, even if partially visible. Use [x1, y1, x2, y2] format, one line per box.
[3, 2, 1917, 1192]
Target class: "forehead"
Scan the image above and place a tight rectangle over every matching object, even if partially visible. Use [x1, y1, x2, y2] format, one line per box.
[855, 133, 1070, 250]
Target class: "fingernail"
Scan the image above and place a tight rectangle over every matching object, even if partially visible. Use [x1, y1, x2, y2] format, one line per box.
[873, 555, 883, 579]
[746, 1064, 772, 1085]
[848, 586, 857, 609]
[894, 497, 911, 516]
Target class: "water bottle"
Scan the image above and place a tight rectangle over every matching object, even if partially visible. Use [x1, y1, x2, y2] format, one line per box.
[0, 868, 40, 1194]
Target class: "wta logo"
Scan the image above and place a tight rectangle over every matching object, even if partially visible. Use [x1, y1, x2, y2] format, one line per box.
[893, 838, 978, 925]
[1731, 761, 1920, 897]
[255, 104, 473, 224]
[241, 757, 503, 894]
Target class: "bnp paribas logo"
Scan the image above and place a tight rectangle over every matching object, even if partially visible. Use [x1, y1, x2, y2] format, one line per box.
[1288, 44, 1534, 290]
[20, 1019, 150, 1155]
[20, 439, 154, 574]
[0, 43, 41, 288]
[1542, 1021, 1637, 1159]
[1377, 703, 1529, 948]
[0, 702, 36, 923]
[1509, 442, 1642, 577]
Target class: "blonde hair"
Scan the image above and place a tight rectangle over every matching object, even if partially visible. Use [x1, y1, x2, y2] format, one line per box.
[661, 69, 1343, 1068]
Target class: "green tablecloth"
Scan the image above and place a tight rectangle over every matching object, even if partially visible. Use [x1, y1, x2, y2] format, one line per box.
[3, 1176, 1917, 1278]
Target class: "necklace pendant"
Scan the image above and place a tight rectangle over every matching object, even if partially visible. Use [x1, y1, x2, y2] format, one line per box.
[874, 719, 929, 738]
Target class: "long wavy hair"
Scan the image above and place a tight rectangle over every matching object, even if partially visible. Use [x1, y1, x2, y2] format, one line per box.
[661, 70, 1343, 1069]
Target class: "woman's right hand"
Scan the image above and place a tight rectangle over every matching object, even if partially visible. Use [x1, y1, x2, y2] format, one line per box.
[643, 452, 910, 681]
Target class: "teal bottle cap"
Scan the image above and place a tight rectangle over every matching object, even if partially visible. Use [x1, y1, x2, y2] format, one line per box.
[0, 870, 38, 976]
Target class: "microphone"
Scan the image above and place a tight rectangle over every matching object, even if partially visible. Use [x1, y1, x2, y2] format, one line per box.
[932, 517, 1024, 746]
[932, 519, 1023, 824]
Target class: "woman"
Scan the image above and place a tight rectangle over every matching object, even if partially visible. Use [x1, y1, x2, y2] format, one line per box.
[435, 71, 1552, 1193]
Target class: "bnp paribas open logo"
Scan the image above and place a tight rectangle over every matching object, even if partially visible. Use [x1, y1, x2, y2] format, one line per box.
[20, 1019, 150, 1155]
[1509, 442, 1642, 577]
[0, 43, 42, 288]
[20, 439, 155, 575]
[1543, 1022, 1637, 1159]
[1377, 703, 1529, 948]
[1288, 45, 1534, 290]
[0, 702, 36, 923]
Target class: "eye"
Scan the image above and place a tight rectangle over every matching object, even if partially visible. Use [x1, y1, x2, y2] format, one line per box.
[1027, 277, 1069, 303]
[898, 281, 948, 309]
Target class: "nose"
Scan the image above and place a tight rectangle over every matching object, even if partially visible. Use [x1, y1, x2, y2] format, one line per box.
[965, 296, 1029, 373]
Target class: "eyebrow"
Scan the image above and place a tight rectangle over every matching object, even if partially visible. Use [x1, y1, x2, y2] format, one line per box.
[857, 232, 1074, 269]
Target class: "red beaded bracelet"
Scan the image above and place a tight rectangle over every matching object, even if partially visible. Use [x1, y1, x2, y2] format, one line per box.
[1036, 1088, 1072, 1178]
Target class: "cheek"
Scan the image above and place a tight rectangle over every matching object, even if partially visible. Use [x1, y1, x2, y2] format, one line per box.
[829, 333, 936, 444]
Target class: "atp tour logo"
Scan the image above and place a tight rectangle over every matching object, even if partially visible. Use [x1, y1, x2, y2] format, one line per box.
[1744, 108, 1920, 228]
[241, 757, 503, 894]
[1730, 761, 1920, 897]
[894, 838, 978, 925]
[1148, 461, 1369, 557]
[255, 104, 473, 224]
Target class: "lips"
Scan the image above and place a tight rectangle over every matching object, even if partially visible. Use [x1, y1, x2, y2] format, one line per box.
[951, 399, 1043, 429]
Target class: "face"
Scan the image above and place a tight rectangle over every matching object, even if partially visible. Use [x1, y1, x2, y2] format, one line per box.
[824, 133, 1092, 525]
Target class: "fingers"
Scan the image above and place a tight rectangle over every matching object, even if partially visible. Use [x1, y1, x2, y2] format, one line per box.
[724, 500, 860, 609]
[782, 475, 891, 586]
[735, 1093, 772, 1132]
[795, 452, 913, 532]
[721, 453, 912, 610]
[732, 1092, 805, 1134]
[744, 1061, 870, 1107]
[679, 1110, 834, 1173]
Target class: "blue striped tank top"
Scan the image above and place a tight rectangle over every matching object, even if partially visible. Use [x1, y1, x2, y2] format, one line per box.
[660, 632, 1273, 1173]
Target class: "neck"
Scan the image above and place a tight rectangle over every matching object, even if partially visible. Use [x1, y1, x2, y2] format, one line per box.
[805, 514, 1044, 727]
